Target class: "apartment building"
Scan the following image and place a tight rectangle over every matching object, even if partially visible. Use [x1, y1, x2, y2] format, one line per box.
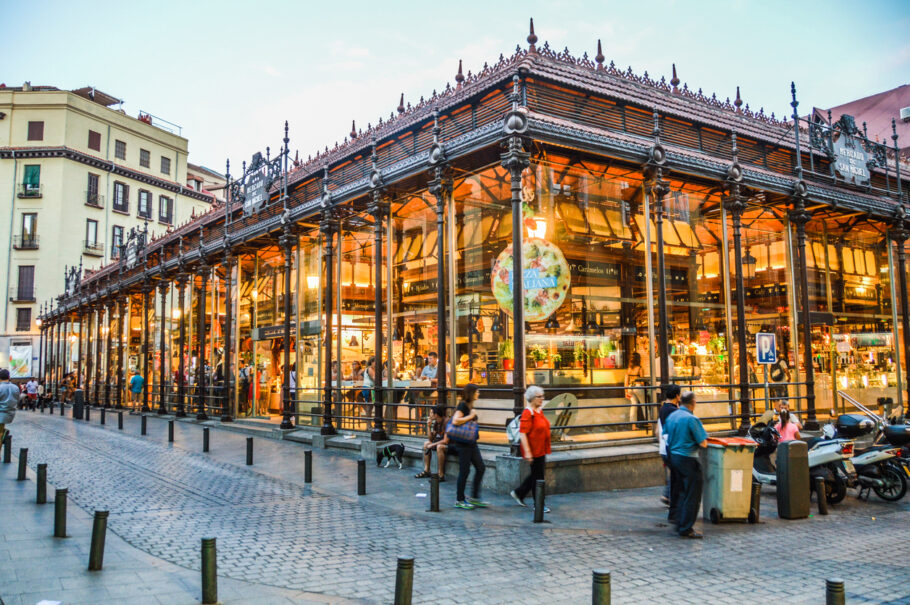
[0, 83, 214, 377]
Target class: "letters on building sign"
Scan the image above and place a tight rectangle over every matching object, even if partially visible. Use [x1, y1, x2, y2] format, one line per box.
[833, 134, 871, 186]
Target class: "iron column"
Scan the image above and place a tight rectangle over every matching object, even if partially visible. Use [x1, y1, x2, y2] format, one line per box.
[320, 209, 337, 435]
[196, 264, 210, 421]
[175, 274, 188, 417]
[279, 226, 295, 430]
[158, 282, 169, 414]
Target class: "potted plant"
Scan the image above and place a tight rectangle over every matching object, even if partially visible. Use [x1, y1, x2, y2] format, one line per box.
[529, 345, 549, 368]
[574, 342, 585, 368]
[551, 352, 562, 369]
[499, 339, 514, 370]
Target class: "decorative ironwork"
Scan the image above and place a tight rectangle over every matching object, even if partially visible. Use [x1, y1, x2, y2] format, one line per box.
[227, 123, 290, 218]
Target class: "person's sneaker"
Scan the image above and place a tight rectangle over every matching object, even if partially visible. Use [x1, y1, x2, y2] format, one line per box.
[454, 501, 475, 510]
[466, 498, 489, 508]
[509, 490, 527, 507]
[679, 530, 703, 539]
[660, 496, 670, 506]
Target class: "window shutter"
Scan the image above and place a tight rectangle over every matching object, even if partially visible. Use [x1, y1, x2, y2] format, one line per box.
[17, 266, 35, 295]
[88, 130, 101, 151]
[27, 121, 44, 141]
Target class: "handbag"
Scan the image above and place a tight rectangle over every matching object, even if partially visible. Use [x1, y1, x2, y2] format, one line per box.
[446, 417, 479, 444]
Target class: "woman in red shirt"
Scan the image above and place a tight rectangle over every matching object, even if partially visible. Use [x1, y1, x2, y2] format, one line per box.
[510, 385, 552, 512]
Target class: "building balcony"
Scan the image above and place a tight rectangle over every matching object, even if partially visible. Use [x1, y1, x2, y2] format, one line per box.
[9, 287, 35, 302]
[86, 191, 104, 208]
[12, 235, 39, 250]
[17, 184, 43, 199]
[83, 240, 104, 257]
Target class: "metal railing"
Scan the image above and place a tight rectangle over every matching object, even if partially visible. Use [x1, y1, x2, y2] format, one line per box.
[85, 191, 104, 208]
[9, 286, 35, 302]
[83, 240, 104, 256]
[17, 183, 42, 198]
[12, 235, 39, 250]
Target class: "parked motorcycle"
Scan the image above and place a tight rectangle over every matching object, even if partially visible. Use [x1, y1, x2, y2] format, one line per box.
[831, 413, 907, 501]
[749, 422, 855, 504]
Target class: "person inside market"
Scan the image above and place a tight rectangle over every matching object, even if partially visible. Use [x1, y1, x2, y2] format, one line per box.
[657, 384, 681, 506]
[665, 390, 708, 539]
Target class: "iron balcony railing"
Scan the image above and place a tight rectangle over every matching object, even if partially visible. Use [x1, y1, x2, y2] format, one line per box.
[85, 191, 104, 208]
[9, 286, 35, 302]
[17, 183, 43, 198]
[83, 240, 104, 257]
[12, 235, 39, 250]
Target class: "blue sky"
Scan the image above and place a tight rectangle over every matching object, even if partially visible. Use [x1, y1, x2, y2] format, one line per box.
[3, 0, 908, 172]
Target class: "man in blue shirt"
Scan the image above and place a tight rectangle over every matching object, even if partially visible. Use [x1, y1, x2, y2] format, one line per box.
[420, 352, 439, 382]
[664, 390, 708, 538]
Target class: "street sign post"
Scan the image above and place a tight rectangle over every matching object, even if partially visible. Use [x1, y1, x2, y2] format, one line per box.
[756, 332, 777, 413]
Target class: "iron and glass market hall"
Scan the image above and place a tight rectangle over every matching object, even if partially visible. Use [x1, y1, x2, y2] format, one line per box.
[40, 25, 910, 489]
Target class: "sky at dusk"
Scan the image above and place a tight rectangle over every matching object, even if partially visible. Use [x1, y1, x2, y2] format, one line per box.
[3, 0, 909, 173]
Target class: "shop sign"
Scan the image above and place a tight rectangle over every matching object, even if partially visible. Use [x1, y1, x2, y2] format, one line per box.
[833, 134, 870, 186]
[755, 332, 777, 364]
[244, 170, 269, 214]
[9, 345, 31, 378]
[253, 323, 296, 340]
[567, 260, 620, 280]
[491, 238, 571, 322]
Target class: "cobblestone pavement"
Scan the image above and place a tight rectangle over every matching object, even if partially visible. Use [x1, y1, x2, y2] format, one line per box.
[5, 411, 910, 604]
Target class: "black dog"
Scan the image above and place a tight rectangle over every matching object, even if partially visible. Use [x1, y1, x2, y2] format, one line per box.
[376, 443, 406, 469]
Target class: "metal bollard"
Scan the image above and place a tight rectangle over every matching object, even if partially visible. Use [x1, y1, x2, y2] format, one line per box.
[533, 479, 546, 523]
[140, 415, 147, 435]
[101, 407, 106, 425]
[54, 488, 68, 538]
[357, 459, 366, 495]
[2, 433, 10, 463]
[37, 463, 47, 504]
[17, 448, 28, 480]
[825, 578, 845, 605]
[60, 401, 64, 416]
[201, 537, 218, 605]
[393, 556, 414, 605]
[117, 411, 123, 430]
[814, 477, 829, 516]
[203, 427, 210, 452]
[168, 420, 174, 443]
[85, 405, 90, 422]
[749, 481, 761, 523]
[592, 569, 611, 605]
[428, 475, 440, 512]
[40, 403, 44, 413]
[304, 449, 312, 483]
[87, 510, 109, 571]
[246, 437, 253, 465]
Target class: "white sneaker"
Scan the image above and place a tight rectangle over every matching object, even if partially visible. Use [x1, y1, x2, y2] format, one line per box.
[510, 490, 527, 507]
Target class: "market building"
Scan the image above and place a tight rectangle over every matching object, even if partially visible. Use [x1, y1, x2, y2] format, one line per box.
[0, 83, 215, 378]
[38, 24, 910, 490]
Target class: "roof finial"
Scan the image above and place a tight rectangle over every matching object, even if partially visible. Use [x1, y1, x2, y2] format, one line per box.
[595, 39, 604, 70]
[527, 18, 538, 53]
[670, 64, 680, 93]
[734, 86, 743, 113]
[455, 59, 465, 85]
[397, 92, 405, 114]
[350, 120, 357, 139]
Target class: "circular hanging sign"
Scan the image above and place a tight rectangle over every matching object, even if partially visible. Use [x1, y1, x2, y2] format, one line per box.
[491, 237, 571, 322]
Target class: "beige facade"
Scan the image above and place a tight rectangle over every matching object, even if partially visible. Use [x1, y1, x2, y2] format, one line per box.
[0, 84, 213, 376]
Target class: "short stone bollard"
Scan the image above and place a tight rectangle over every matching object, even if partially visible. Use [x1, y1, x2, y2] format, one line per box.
[2, 433, 10, 463]
[393, 556, 414, 605]
[357, 459, 366, 495]
[203, 427, 210, 452]
[750, 480, 761, 523]
[826, 577, 845, 605]
[88, 510, 109, 571]
[168, 420, 174, 443]
[101, 407, 106, 425]
[533, 479, 546, 523]
[17, 448, 28, 480]
[201, 537, 218, 604]
[304, 449, 312, 483]
[54, 488, 68, 538]
[85, 405, 90, 422]
[428, 475, 440, 512]
[37, 463, 47, 504]
[814, 476, 829, 515]
[246, 437, 253, 465]
[117, 411, 123, 430]
[140, 415, 147, 436]
[592, 569, 611, 604]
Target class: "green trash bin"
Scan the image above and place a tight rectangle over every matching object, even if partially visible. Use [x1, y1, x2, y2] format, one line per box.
[701, 437, 756, 524]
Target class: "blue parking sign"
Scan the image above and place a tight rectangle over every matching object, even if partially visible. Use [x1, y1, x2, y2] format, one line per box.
[756, 332, 777, 364]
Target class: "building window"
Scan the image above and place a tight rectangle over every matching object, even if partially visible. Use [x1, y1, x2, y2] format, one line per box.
[114, 139, 126, 160]
[16, 308, 31, 332]
[138, 190, 152, 218]
[158, 195, 173, 224]
[86, 173, 101, 206]
[140, 149, 150, 168]
[27, 121, 44, 141]
[160, 156, 171, 175]
[88, 130, 101, 151]
[86, 219, 98, 245]
[112, 225, 124, 258]
[113, 182, 129, 213]
[21, 165, 41, 196]
[18, 213, 38, 249]
[16, 265, 35, 301]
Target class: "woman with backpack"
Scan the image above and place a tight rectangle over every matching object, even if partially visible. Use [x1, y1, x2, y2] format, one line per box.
[510, 385, 551, 512]
[448, 383, 487, 510]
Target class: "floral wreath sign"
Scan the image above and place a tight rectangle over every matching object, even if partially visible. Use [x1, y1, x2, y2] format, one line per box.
[491, 238, 571, 321]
